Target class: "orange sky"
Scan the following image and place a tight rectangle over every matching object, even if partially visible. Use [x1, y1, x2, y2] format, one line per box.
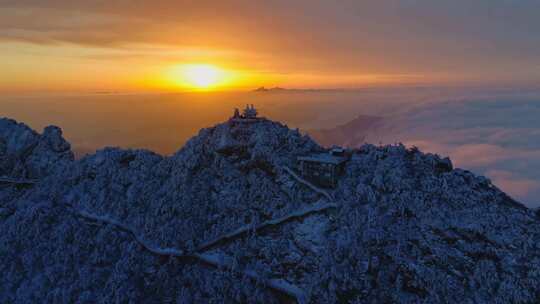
[1, 1, 540, 94]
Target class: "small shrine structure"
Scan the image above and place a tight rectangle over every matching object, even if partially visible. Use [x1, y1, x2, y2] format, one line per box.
[297, 148, 349, 188]
[230, 104, 263, 123]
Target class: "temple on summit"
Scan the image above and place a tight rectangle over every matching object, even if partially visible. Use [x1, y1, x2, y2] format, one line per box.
[229, 105, 349, 188]
[230, 104, 262, 122]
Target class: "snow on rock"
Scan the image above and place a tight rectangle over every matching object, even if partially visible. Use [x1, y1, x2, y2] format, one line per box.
[1, 116, 539, 303]
[294, 214, 330, 254]
[0, 118, 73, 179]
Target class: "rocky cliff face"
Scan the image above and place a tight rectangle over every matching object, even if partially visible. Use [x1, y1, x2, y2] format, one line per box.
[0, 116, 539, 303]
[0, 118, 73, 179]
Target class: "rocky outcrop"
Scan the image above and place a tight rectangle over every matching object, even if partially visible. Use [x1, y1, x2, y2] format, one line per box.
[0, 116, 539, 303]
[0, 118, 73, 179]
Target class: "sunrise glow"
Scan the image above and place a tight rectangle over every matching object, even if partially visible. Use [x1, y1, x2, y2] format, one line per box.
[3, 3, 540, 302]
[164, 64, 234, 90]
[183, 64, 221, 88]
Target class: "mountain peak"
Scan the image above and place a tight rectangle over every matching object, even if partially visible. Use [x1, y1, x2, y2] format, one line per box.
[1, 114, 539, 303]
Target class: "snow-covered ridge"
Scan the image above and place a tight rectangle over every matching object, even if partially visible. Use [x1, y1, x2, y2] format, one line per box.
[1, 116, 539, 303]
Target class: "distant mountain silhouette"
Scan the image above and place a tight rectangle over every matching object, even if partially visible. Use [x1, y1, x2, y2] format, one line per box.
[253, 86, 348, 93]
[308, 115, 384, 148]
[253, 86, 287, 92]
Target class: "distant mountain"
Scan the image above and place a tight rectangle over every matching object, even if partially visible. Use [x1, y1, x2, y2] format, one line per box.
[252, 87, 341, 93]
[253, 86, 287, 92]
[0, 118, 73, 180]
[1, 116, 539, 303]
[307, 115, 384, 148]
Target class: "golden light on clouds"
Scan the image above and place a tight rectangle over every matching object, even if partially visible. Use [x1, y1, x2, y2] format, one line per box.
[2, 2, 540, 94]
[163, 64, 233, 91]
[182, 64, 221, 88]
[157, 63, 282, 92]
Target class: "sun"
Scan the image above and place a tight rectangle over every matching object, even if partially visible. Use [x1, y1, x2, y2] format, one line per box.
[181, 64, 222, 89]
[162, 63, 244, 91]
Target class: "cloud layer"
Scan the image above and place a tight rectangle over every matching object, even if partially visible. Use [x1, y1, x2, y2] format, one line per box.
[2, 0, 540, 90]
[366, 97, 540, 207]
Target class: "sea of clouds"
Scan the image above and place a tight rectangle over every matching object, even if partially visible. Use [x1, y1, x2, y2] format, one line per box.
[2, 87, 539, 206]
[372, 97, 540, 207]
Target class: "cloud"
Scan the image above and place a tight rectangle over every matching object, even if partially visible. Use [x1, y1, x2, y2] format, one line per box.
[393, 98, 540, 207]
[405, 140, 540, 170]
[318, 94, 540, 207]
[485, 170, 540, 206]
[405, 141, 510, 167]
[2, 1, 540, 81]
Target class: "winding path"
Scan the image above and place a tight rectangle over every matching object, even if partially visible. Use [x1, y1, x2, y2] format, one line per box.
[77, 210, 185, 257]
[282, 166, 333, 201]
[194, 252, 308, 304]
[196, 201, 337, 252]
[73, 166, 338, 303]
[76, 209, 309, 303]
[0, 177, 37, 185]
